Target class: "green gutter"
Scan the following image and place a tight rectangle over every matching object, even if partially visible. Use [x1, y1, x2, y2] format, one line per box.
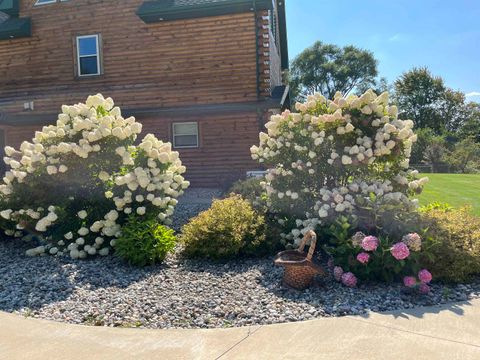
[137, 0, 273, 23]
[277, 0, 288, 69]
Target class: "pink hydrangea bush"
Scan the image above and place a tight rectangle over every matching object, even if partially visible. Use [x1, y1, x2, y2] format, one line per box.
[326, 227, 433, 289]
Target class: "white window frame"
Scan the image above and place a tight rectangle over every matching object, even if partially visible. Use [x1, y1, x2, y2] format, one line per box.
[34, 0, 69, 6]
[76, 34, 101, 77]
[172, 122, 199, 149]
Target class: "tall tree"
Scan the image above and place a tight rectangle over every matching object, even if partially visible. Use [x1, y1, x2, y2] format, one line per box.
[459, 102, 480, 142]
[394, 67, 446, 132]
[290, 41, 378, 100]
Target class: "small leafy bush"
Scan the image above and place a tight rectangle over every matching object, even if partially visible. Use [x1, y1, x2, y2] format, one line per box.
[180, 195, 277, 259]
[115, 215, 176, 267]
[323, 216, 436, 290]
[228, 177, 265, 206]
[421, 207, 480, 283]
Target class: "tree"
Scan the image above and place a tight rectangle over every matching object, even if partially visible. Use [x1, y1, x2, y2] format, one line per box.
[459, 102, 480, 142]
[445, 137, 480, 173]
[290, 41, 378, 101]
[394, 67, 446, 132]
[356, 77, 392, 96]
[424, 136, 449, 172]
[394, 67, 471, 134]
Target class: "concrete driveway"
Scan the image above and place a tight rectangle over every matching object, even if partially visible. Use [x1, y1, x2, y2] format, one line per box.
[0, 299, 479, 360]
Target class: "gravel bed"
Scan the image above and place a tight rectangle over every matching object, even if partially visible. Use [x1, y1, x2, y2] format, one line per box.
[1, 239, 479, 329]
[170, 188, 223, 232]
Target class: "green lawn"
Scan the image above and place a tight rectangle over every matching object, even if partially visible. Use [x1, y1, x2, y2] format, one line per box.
[417, 173, 480, 216]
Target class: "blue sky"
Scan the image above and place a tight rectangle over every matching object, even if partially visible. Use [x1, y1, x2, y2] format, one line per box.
[285, 0, 480, 101]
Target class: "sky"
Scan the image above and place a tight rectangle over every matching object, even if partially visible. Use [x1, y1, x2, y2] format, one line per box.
[285, 0, 480, 101]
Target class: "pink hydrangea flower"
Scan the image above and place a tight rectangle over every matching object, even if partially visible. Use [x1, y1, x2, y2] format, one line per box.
[333, 266, 343, 282]
[361, 236, 379, 252]
[403, 276, 417, 288]
[356, 252, 370, 264]
[419, 283, 431, 294]
[418, 269, 432, 284]
[341, 272, 357, 287]
[390, 242, 410, 260]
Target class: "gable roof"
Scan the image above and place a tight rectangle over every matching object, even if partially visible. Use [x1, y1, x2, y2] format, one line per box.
[137, 0, 273, 23]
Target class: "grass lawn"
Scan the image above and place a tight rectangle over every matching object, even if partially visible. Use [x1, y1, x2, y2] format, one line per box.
[417, 173, 480, 216]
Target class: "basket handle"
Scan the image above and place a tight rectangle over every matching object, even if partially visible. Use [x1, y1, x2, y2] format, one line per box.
[297, 230, 317, 261]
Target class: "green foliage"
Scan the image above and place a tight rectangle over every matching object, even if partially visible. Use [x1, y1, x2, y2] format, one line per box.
[290, 41, 378, 101]
[228, 177, 266, 207]
[115, 216, 176, 267]
[421, 207, 480, 283]
[444, 137, 480, 173]
[458, 102, 480, 142]
[394, 67, 470, 134]
[180, 195, 278, 260]
[322, 216, 436, 283]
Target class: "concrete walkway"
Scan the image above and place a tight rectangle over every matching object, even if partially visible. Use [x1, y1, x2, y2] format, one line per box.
[1, 299, 479, 360]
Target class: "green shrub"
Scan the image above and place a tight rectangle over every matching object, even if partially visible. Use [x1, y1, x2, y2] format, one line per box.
[115, 216, 176, 267]
[421, 207, 480, 283]
[228, 177, 265, 206]
[180, 195, 277, 259]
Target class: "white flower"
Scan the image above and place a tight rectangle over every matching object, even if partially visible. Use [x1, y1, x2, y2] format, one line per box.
[105, 191, 114, 199]
[341, 155, 352, 165]
[0, 209, 12, 220]
[98, 171, 110, 181]
[78, 227, 89, 236]
[77, 210, 88, 219]
[136, 207, 146, 215]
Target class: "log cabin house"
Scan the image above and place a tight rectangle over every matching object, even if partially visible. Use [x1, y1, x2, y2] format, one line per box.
[0, 0, 289, 187]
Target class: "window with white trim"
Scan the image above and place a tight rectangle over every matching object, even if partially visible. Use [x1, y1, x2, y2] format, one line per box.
[76, 35, 101, 77]
[172, 122, 199, 148]
[35, 0, 69, 5]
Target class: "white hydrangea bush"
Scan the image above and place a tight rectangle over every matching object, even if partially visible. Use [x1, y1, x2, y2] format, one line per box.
[0, 94, 189, 259]
[250, 90, 428, 246]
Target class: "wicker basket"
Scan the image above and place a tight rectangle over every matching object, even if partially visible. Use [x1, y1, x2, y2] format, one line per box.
[274, 230, 324, 290]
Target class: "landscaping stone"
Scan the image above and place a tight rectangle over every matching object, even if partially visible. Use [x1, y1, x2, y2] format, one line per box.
[0, 238, 479, 329]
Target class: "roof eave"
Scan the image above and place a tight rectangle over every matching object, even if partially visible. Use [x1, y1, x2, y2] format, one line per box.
[137, 0, 273, 23]
[0, 17, 31, 41]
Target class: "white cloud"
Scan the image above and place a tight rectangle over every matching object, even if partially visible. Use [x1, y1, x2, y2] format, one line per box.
[466, 92, 480, 97]
[388, 33, 405, 42]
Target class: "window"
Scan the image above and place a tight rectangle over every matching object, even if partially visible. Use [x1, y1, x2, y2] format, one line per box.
[35, 0, 69, 5]
[172, 122, 199, 148]
[76, 35, 101, 77]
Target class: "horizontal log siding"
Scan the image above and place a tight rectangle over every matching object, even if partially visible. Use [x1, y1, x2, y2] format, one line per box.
[0, 0, 258, 113]
[1, 110, 265, 187]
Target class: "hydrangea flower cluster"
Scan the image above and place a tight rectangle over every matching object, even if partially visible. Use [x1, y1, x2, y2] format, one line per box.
[0, 94, 189, 259]
[403, 269, 433, 294]
[250, 90, 428, 245]
[331, 232, 432, 291]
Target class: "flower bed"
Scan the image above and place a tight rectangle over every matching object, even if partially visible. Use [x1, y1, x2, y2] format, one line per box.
[0, 239, 478, 329]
